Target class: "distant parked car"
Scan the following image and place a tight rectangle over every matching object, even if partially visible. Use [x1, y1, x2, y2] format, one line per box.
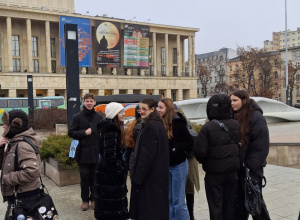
[295, 103, 300, 108]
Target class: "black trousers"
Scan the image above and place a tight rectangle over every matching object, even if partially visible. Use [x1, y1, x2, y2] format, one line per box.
[78, 163, 97, 202]
[205, 171, 238, 220]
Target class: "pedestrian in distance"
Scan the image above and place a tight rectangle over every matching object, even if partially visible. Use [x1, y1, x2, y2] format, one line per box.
[193, 93, 240, 220]
[68, 93, 104, 211]
[0, 110, 42, 220]
[230, 90, 271, 220]
[158, 98, 193, 220]
[129, 98, 169, 220]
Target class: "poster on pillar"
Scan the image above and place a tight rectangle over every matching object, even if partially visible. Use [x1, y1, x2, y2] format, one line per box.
[123, 24, 149, 68]
[59, 16, 91, 67]
[95, 20, 121, 68]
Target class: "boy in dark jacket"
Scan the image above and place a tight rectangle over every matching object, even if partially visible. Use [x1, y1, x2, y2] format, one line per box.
[193, 93, 240, 220]
[68, 93, 103, 211]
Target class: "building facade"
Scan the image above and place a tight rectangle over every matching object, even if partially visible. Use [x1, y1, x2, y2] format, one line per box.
[195, 48, 237, 98]
[264, 27, 300, 52]
[0, 0, 199, 101]
[227, 51, 281, 101]
[279, 46, 300, 105]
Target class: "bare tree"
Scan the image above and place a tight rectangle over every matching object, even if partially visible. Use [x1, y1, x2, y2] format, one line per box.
[196, 63, 211, 98]
[232, 46, 279, 98]
[282, 61, 300, 105]
[206, 57, 227, 94]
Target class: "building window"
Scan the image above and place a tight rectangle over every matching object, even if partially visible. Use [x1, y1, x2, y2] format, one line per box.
[229, 66, 232, 72]
[51, 60, 56, 73]
[172, 48, 177, 64]
[173, 66, 178, 76]
[275, 96, 278, 101]
[235, 65, 238, 70]
[215, 76, 217, 82]
[33, 60, 39, 73]
[161, 47, 165, 64]
[274, 71, 278, 79]
[12, 35, 20, 56]
[161, 65, 166, 76]
[274, 60, 278, 66]
[275, 84, 278, 91]
[32, 37, 38, 57]
[50, 38, 56, 58]
[259, 74, 262, 79]
[13, 59, 20, 72]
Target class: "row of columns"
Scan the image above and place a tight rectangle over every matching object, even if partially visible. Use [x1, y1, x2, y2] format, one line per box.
[5, 17, 52, 73]
[5, 17, 195, 76]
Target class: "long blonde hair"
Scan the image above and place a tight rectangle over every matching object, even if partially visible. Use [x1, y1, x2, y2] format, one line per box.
[159, 98, 176, 139]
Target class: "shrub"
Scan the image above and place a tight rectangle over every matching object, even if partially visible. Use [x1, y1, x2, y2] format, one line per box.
[40, 135, 77, 168]
[191, 123, 203, 134]
[30, 107, 67, 130]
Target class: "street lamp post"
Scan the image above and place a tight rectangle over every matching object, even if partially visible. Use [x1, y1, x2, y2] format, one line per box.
[285, 0, 289, 105]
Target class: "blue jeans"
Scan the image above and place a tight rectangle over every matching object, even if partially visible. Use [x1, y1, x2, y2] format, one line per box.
[169, 159, 190, 220]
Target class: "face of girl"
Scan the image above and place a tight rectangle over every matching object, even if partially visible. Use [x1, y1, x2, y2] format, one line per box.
[157, 101, 167, 117]
[117, 109, 125, 122]
[138, 103, 153, 119]
[230, 95, 243, 112]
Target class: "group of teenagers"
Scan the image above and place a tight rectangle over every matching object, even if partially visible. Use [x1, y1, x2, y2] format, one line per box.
[0, 89, 271, 220]
[68, 89, 271, 220]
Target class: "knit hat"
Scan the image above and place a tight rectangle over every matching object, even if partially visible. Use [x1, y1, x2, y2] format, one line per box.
[105, 102, 124, 119]
[1, 110, 29, 138]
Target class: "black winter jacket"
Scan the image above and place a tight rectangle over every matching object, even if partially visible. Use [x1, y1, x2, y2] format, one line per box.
[169, 112, 193, 166]
[68, 106, 103, 164]
[129, 115, 169, 220]
[244, 100, 269, 173]
[94, 119, 128, 220]
[194, 94, 240, 174]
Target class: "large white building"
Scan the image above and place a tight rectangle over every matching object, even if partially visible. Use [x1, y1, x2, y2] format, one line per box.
[0, 0, 199, 101]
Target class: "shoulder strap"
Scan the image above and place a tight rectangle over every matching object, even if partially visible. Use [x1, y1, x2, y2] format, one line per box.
[212, 119, 240, 147]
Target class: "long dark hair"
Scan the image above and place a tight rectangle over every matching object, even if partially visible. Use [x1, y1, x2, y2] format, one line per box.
[113, 114, 124, 147]
[159, 98, 176, 139]
[139, 98, 160, 124]
[231, 90, 252, 147]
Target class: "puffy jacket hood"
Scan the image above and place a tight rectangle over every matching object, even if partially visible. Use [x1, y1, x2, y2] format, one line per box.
[250, 99, 263, 114]
[9, 128, 42, 150]
[206, 93, 232, 121]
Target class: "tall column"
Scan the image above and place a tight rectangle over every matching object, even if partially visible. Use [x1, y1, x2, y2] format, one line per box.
[177, 35, 181, 76]
[141, 89, 146, 94]
[178, 89, 183, 101]
[26, 19, 33, 73]
[113, 89, 119, 95]
[182, 41, 185, 75]
[47, 89, 55, 96]
[8, 89, 17, 97]
[152, 32, 157, 76]
[45, 21, 51, 73]
[127, 89, 133, 94]
[192, 36, 195, 77]
[152, 89, 159, 95]
[97, 67, 102, 75]
[98, 90, 105, 96]
[141, 69, 145, 76]
[165, 89, 171, 98]
[6, 17, 13, 72]
[127, 69, 132, 76]
[113, 68, 117, 75]
[188, 36, 192, 77]
[165, 34, 169, 76]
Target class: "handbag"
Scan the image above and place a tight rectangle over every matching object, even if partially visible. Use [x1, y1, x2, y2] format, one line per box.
[212, 119, 262, 216]
[11, 137, 59, 220]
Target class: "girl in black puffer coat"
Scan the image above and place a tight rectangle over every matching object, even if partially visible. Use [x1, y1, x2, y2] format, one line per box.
[193, 93, 240, 220]
[94, 102, 128, 220]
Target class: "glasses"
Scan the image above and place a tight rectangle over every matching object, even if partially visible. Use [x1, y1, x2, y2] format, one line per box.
[137, 108, 150, 113]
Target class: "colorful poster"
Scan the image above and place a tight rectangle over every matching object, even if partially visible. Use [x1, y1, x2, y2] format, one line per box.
[95, 20, 121, 68]
[59, 16, 91, 67]
[124, 24, 149, 68]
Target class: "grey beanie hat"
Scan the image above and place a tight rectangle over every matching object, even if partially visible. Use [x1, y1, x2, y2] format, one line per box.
[105, 102, 124, 119]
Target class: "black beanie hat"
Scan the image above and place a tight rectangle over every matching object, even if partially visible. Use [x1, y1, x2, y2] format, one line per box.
[1, 110, 29, 138]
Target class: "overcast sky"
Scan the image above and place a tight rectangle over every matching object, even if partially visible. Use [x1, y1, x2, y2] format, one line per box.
[74, 0, 300, 56]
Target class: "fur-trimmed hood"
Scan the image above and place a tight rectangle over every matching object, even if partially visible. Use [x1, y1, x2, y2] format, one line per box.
[1, 110, 29, 139]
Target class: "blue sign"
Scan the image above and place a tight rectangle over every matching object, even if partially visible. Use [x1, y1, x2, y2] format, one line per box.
[60, 16, 91, 67]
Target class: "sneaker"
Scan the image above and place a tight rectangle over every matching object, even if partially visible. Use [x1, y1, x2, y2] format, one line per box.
[81, 202, 89, 211]
[91, 201, 95, 210]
